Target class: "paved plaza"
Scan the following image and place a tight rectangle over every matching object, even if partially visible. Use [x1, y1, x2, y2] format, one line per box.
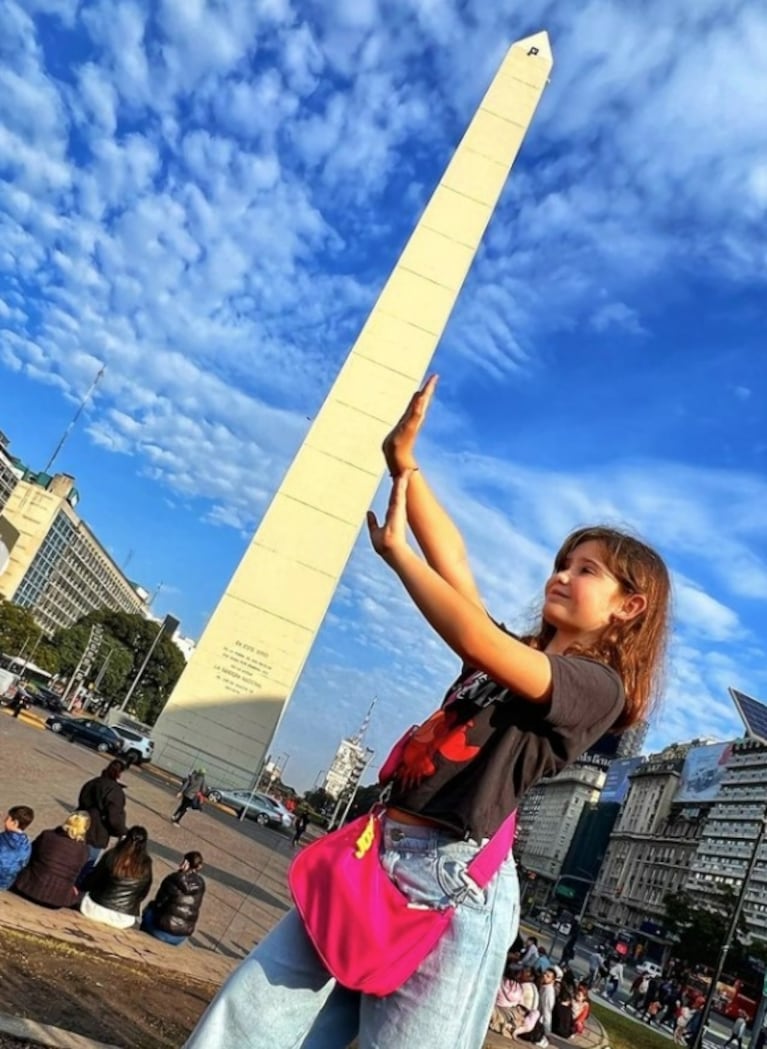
[0, 707, 614, 1048]
[0, 706, 295, 975]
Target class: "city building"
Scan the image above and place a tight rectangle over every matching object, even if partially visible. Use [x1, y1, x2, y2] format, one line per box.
[589, 740, 727, 954]
[518, 763, 606, 889]
[0, 432, 20, 512]
[686, 734, 767, 940]
[0, 465, 148, 635]
[584, 721, 648, 763]
[324, 736, 374, 801]
[172, 631, 197, 663]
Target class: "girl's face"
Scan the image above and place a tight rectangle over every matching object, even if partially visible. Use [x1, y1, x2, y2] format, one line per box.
[543, 539, 641, 640]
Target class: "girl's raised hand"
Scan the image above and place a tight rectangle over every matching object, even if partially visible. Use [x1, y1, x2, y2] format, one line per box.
[382, 374, 438, 476]
[367, 471, 413, 562]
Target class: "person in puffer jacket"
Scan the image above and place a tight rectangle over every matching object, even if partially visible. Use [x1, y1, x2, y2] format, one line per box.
[0, 806, 34, 889]
[141, 850, 205, 946]
[79, 825, 152, 928]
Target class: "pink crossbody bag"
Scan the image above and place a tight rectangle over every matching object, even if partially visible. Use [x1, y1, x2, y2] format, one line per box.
[288, 725, 517, 997]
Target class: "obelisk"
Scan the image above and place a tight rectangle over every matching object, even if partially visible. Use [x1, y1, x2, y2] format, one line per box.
[152, 32, 554, 784]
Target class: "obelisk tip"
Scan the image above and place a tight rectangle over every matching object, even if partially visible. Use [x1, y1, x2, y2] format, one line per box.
[512, 30, 553, 66]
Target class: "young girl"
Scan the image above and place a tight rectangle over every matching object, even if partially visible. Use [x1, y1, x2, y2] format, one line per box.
[185, 376, 670, 1049]
[571, 987, 591, 1034]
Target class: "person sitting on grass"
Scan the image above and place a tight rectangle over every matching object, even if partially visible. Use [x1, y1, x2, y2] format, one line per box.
[572, 986, 591, 1035]
[0, 805, 34, 890]
[141, 851, 205, 946]
[551, 985, 574, 1039]
[13, 811, 90, 908]
[80, 825, 152, 929]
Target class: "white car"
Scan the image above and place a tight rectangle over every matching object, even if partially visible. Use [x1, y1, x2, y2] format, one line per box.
[635, 960, 663, 979]
[111, 725, 155, 765]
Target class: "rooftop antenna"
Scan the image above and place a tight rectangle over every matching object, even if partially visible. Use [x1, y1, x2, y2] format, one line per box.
[43, 363, 106, 475]
[352, 696, 377, 745]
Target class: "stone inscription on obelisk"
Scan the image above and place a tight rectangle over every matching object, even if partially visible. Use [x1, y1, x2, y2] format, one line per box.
[152, 33, 554, 784]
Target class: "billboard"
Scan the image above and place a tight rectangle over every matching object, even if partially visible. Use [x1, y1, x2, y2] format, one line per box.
[600, 757, 643, 804]
[675, 742, 733, 804]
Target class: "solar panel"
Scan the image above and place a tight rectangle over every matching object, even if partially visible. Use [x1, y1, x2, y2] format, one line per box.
[730, 688, 767, 743]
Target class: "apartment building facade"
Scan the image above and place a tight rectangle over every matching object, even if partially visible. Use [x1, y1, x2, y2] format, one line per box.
[0, 468, 147, 635]
[686, 738, 767, 940]
[588, 740, 733, 956]
[518, 762, 606, 885]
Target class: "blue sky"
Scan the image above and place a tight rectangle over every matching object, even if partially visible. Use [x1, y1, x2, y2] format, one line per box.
[1, 0, 765, 792]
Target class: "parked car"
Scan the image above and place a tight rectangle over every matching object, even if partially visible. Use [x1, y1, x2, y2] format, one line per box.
[30, 687, 66, 713]
[207, 788, 294, 829]
[110, 725, 154, 765]
[635, 960, 663, 979]
[45, 714, 124, 754]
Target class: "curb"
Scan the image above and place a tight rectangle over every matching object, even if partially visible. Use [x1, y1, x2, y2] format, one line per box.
[0, 1012, 121, 1049]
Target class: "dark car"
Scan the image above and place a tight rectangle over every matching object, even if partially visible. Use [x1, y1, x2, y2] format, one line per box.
[30, 687, 66, 713]
[45, 714, 123, 754]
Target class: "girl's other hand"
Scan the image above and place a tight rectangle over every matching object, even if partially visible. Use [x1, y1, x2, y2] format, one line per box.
[382, 374, 438, 475]
[367, 472, 413, 562]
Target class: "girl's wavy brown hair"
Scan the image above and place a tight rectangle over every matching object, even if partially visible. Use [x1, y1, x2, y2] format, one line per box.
[525, 525, 671, 731]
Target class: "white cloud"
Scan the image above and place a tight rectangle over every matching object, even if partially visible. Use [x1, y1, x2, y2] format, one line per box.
[1, 0, 766, 788]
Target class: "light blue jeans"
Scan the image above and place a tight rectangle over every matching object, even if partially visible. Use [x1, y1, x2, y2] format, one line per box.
[184, 818, 519, 1049]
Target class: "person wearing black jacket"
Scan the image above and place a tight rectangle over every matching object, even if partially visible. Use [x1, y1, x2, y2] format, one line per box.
[77, 759, 128, 870]
[141, 851, 205, 946]
[80, 826, 152, 929]
[13, 811, 90, 908]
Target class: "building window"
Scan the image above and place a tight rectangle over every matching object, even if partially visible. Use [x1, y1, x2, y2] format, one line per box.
[15, 511, 76, 609]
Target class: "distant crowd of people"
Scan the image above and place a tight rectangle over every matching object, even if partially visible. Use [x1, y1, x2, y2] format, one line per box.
[585, 944, 748, 1046]
[490, 935, 591, 1046]
[0, 758, 207, 946]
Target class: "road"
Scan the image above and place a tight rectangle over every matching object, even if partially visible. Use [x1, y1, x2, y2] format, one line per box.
[0, 705, 297, 960]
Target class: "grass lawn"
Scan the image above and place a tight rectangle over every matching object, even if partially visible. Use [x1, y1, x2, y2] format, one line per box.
[591, 1001, 673, 1049]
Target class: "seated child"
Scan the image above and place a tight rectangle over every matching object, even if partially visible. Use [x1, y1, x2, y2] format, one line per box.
[0, 806, 34, 890]
[572, 986, 591, 1034]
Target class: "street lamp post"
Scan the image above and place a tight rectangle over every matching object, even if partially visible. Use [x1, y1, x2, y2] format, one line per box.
[690, 813, 767, 1049]
[119, 617, 168, 713]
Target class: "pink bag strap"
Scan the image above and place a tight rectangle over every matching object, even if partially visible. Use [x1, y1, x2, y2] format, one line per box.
[464, 810, 517, 889]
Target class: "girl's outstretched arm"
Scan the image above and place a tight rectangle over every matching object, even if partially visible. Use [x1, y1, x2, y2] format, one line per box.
[384, 376, 484, 610]
[368, 474, 552, 702]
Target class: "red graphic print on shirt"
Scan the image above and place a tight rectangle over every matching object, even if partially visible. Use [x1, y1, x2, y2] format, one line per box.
[395, 708, 480, 789]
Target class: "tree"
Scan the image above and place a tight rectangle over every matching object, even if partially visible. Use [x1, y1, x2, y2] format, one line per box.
[663, 888, 748, 970]
[346, 783, 382, 821]
[302, 788, 335, 821]
[50, 610, 186, 723]
[0, 599, 40, 661]
[32, 643, 60, 676]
